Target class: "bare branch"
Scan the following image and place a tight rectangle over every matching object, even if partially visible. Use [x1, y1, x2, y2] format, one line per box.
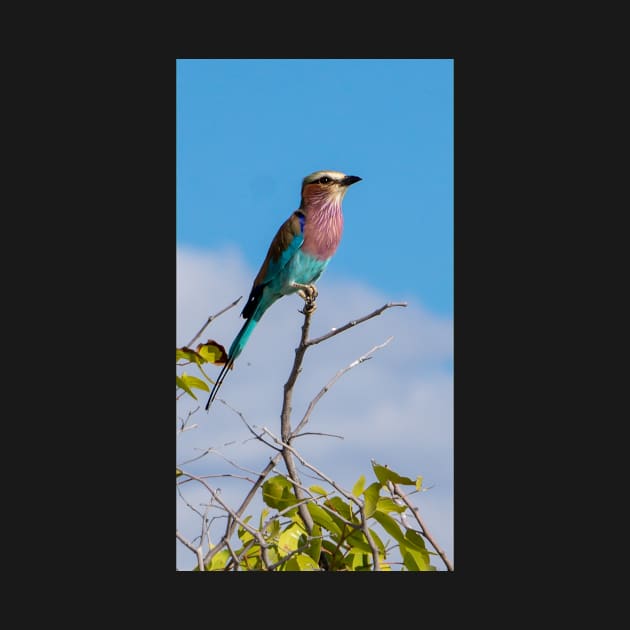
[178, 469, 269, 557]
[220, 399, 281, 451]
[281, 305, 314, 442]
[392, 483, 453, 572]
[186, 296, 243, 348]
[292, 337, 394, 439]
[358, 504, 381, 571]
[278, 305, 317, 532]
[177, 406, 200, 434]
[281, 449, 314, 534]
[224, 538, 242, 571]
[203, 455, 282, 567]
[176, 530, 205, 571]
[176, 483, 208, 523]
[305, 302, 407, 347]
[224, 538, 257, 571]
[291, 431, 344, 440]
[179, 472, 255, 484]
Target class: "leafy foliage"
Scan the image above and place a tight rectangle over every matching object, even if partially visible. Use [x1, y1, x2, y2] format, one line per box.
[176, 340, 228, 399]
[199, 463, 437, 571]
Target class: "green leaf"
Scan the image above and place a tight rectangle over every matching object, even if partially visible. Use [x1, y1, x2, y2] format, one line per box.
[196, 340, 228, 365]
[206, 549, 230, 571]
[363, 482, 381, 518]
[416, 476, 423, 491]
[259, 507, 270, 530]
[265, 517, 281, 540]
[176, 374, 196, 399]
[266, 546, 280, 567]
[401, 542, 430, 571]
[404, 529, 427, 551]
[176, 468, 183, 478]
[321, 539, 338, 558]
[325, 496, 353, 522]
[348, 549, 371, 570]
[278, 523, 303, 554]
[240, 545, 261, 570]
[402, 548, 421, 571]
[294, 553, 319, 571]
[307, 503, 342, 538]
[372, 462, 416, 486]
[177, 372, 210, 398]
[284, 553, 320, 571]
[238, 515, 254, 545]
[306, 524, 322, 563]
[346, 530, 372, 553]
[352, 474, 366, 497]
[376, 497, 407, 514]
[371, 510, 406, 546]
[185, 374, 210, 392]
[262, 476, 297, 510]
[309, 485, 328, 496]
[325, 507, 350, 534]
[238, 530, 254, 546]
[176, 347, 203, 364]
[321, 540, 345, 570]
[346, 528, 386, 555]
[368, 528, 386, 554]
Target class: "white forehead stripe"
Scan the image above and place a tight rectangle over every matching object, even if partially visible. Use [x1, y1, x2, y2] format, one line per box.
[303, 170, 347, 185]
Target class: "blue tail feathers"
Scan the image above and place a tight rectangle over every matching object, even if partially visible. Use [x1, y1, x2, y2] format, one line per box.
[205, 313, 261, 411]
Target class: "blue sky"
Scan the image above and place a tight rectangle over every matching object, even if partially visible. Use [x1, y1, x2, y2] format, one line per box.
[176, 59, 453, 571]
[176, 59, 453, 316]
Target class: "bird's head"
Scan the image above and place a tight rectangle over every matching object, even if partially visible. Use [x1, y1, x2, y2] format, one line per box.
[300, 170, 362, 209]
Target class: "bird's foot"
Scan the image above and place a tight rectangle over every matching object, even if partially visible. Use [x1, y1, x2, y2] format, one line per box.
[293, 283, 318, 301]
[294, 283, 318, 314]
[300, 298, 317, 315]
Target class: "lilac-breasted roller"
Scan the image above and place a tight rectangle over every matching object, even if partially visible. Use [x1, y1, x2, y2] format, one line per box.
[205, 170, 362, 411]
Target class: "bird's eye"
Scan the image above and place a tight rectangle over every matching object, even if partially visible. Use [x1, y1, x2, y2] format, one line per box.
[320, 176, 331, 184]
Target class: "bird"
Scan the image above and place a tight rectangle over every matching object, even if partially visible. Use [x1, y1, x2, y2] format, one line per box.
[205, 170, 362, 411]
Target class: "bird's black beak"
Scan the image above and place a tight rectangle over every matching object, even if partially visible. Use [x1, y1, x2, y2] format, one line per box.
[341, 175, 362, 187]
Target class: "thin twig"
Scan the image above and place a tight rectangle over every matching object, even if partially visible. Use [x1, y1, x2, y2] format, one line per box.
[291, 431, 344, 440]
[176, 530, 204, 571]
[178, 472, 255, 484]
[186, 296, 243, 348]
[203, 455, 282, 567]
[206, 448, 266, 477]
[392, 483, 453, 572]
[224, 538, 241, 571]
[179, 469, 270, 565]
[220, 399, 280, 451]
[200, 503, 211, 560]
[305, 302, 407, 347]
[177, 406, 200, 434]
[226, 538, 257, 571]
[292, 337, 394, 439]
[176, 482, 207, 522]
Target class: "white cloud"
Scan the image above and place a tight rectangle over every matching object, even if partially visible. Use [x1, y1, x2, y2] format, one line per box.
[176, 246, 454, 571]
